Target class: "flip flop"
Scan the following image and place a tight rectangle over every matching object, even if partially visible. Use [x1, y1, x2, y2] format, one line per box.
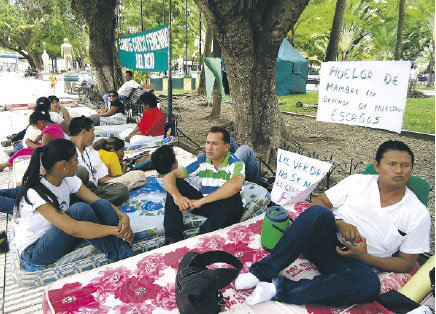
[1, 140, 11, 147]
[0, 237, 9, 253]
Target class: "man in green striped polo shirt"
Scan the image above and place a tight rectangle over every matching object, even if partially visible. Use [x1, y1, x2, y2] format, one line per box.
[163, 126, 245, 243]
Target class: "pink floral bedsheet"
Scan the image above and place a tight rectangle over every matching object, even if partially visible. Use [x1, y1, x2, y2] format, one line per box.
[42, 202, 416, 314]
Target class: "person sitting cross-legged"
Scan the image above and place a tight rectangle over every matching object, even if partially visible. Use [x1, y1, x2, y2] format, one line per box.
[163, 126, 245, 243]
[69, 116, 129, 206]
[90, 91, 126, 126]
[119, 91, 165, 145]
[13, 139, 134, 267]
[235, 140, 430, 307]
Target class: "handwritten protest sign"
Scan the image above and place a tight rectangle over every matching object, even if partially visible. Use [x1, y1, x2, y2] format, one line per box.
[271, 149, 332, 205]
[317, 61, 411, 133]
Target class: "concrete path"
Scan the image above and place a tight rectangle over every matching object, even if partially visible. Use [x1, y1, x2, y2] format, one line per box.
[0, 71, 96, 313]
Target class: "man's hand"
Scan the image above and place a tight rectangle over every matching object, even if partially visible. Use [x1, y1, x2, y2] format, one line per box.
[336, 220, 361, 243]
[336, 237, 369, 261]
[190, 198, 205, 210]
[125, 134, 132, 142]
[115, 213, 132, 242]
[174, 195, 193, 212]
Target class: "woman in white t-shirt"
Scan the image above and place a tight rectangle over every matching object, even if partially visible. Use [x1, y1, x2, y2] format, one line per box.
[13, 139, 134, 267]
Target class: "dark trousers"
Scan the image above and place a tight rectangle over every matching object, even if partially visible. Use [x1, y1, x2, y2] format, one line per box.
[250, 206, 380, 306]
[164, 179, 243, 241]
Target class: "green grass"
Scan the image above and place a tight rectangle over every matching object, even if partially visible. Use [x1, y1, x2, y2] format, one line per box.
[278, 91, 435, 134]
[403, 97, 435, 133]
[417, 84, 435, 90]
[155, 89, 195, 96]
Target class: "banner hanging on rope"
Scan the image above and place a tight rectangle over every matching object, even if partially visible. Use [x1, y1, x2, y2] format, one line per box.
[118, 25, 169, 72]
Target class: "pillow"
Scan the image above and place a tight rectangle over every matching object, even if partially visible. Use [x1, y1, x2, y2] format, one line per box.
[107, 170, 147, 191]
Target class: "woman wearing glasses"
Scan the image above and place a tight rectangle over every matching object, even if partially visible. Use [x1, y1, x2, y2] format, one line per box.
[89, 90, 126, 126]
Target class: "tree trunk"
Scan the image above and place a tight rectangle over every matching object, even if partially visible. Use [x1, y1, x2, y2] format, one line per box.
[428, 40, 435, 87]
[394, 0, 406, 60]
[325, 0, 347, 62]
[196, 21, 213, 95]
[71, 0, 122, 95]
[209, 89, 222, 118]
[195, 0, 310, 162]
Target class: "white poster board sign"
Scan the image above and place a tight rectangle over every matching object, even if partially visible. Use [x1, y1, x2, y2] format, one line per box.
[271, 149, 332, 205]
[317, 61, 411, 133]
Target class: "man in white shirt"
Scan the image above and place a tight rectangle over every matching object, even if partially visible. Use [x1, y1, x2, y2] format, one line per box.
[409, 64, 419, 91]
[235, 140, 430, 307]
[103, 71, 140, 106]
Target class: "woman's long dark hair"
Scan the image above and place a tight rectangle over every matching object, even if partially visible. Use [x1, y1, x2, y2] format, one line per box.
[15, 139, 77, 212]
[92, 136, 124, 152]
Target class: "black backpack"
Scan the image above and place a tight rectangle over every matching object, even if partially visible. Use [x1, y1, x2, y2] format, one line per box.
[175, 250, 243, 314]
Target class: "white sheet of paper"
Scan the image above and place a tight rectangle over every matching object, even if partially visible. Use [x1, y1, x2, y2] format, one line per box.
[271, 149, 332, 205]
[317, 61, 411, 133]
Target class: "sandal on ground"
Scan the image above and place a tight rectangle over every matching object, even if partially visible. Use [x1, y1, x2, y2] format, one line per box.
[0, 237, 9, 253]
[1, 140, 11, 147]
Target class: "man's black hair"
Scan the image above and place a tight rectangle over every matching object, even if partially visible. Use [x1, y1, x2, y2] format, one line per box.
[126, 70, 134, 77]
[109, 90, 118, 97]
[375, 140, 414, 167]
[138, 91, 158, 108]
[69, 116, 94, 136]
[151, 145, 176, 175]
[208, 126, 230, 144]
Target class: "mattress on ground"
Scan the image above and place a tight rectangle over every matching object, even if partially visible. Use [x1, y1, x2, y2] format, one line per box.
[10, 144, 270, 286]
[94, 123, 137, 137]
[42, 201, 418, 314]
[10, 178, 269, 287]
[121, 178, 270, 240]
[11, 155, 31, 187]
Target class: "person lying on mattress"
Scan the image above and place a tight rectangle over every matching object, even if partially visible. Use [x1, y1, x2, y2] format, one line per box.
[235, 140, 430, 307]
[13, 139, 134, 268]
[92, 137, 127, 176]
[119, 91, 165, 145]
[69, 116, 129, 206]
[162, 126, 245, 244]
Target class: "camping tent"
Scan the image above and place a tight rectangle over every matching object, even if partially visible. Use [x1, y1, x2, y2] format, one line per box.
[275, 38, 308, 95]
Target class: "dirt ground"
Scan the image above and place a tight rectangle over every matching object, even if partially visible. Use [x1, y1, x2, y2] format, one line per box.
[159, 93, 435, 253]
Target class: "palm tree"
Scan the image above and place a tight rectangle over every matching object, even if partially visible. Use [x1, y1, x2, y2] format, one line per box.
[338, 24, 357, 60]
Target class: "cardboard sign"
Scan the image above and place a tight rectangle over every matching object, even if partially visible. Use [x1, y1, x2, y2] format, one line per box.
[118, 25, 169, 72]
[317, 61, 411, 133]
[271, 149, 332, 205]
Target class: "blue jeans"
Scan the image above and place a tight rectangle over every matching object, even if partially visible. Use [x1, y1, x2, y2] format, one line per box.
[229, 138, 259, 183]
[250, 206, 380, 306]
[103, 93, 127, 106]
[21, 199, 134, 266]
[0, 186, 22, 215]
[14, 141, 23, 151]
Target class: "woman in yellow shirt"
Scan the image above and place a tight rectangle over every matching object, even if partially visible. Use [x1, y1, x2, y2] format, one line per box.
[92, 137, 126, 177]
